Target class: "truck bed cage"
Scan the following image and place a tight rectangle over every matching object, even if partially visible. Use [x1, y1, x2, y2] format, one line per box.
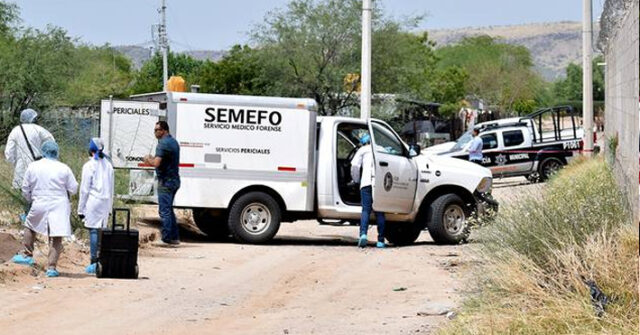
[475, 106, 580, 144]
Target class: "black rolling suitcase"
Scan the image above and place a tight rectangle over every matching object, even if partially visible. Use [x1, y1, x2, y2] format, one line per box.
[96, 208, 139, 279]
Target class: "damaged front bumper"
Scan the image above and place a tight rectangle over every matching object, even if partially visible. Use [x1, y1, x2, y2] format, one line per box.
[474, 191, 499, 217]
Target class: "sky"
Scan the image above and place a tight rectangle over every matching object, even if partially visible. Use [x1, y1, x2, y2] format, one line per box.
[10, 0, 605, 51]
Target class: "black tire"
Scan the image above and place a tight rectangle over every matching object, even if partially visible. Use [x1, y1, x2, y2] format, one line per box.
[427, 194, 470, 245]
[96, 262, 103, 278]
[526, 173, 540, 183]
[227, 192, 281, 244]
[539, 157, 564, 181]
[193, 208, 230, 241]
[134, 265, 139, 279]
[385, 222, 422, 246]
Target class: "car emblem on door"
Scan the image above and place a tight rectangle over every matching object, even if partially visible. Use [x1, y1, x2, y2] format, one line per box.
[495, 154, 507, 166]
[383, 172, 393, 191]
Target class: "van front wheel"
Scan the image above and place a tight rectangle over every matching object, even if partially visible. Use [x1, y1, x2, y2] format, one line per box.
[427, 194, 470, 245]
[228, 192, 281, 244]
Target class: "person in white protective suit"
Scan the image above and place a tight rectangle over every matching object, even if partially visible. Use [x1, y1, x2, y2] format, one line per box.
[12, 141, 78, 278]
[77, 138, 114, 274]
[4, 108, 54, 220]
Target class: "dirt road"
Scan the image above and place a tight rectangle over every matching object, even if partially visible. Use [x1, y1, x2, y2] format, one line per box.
[0, 177, 534, 335]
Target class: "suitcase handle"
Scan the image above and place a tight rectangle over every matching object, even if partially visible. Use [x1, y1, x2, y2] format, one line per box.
[111, 208, 131, 232]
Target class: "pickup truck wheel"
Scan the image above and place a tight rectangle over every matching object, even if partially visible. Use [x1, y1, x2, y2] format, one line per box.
[193, 209, 230, 241]
[385, 222, 422, 246]
[228, 192, 281, 244]
[427, 194, 470, 245]
[539, 157, 563, 181]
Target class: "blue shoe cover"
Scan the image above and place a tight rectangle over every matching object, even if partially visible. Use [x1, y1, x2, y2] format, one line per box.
[46, 269, 60, 278]
[12, 254, 34, 266]
[376, 241, 386, 248]
[19, 213, 26, 223]
[357, 234, 368, 248]
[85, 263, 97, 274]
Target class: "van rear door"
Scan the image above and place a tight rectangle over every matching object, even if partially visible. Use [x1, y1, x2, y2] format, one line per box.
[368, 120, 418, 214]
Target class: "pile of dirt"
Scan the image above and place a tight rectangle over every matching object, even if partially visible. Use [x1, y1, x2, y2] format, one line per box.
[0, 232, 21, 263]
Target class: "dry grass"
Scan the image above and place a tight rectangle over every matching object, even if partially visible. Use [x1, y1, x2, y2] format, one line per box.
[439, 158, 638, 335]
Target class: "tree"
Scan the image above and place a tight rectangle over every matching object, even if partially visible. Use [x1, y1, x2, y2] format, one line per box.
[0, 26, 76, 115]
[250, 0, 437, 115]
[430, 66, 468, 105]
[62, 45, 133, 106]
[0, 1, 18, 38]
[553, 55, 605, 103]
[435, 36, 543, 114]
[194, 45, 268, 95]
[131, 51, 203, 94]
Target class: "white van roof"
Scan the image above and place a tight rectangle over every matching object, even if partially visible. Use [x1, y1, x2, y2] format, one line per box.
[169, 92, 318, 111]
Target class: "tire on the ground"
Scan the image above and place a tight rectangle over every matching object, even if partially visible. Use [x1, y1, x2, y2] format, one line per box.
[385, 222, 422, 246]
[539, 156, 564, 181]
[227, 192, 281, 244]
[426, 193, 470, 245]
[193, 208, 230, 241]
[96, 262, 103, 278]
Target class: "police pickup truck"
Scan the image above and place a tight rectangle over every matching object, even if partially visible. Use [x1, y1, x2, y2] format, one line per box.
[429, 107, 585, 181]
[101, 92, 498, 246]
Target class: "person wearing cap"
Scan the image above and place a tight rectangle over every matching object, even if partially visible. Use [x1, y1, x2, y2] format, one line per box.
[78, 138, 114, 274]
[12, 141, 78, 278]
[4, 108, 54, 221]
[350, 132, 386, 248]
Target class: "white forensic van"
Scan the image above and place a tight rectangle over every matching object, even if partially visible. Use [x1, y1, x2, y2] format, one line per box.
[101, 92, 497, 245]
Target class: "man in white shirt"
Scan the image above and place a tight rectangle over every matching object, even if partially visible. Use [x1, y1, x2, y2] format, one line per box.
[350, 133, 386, 248]
[467, 129, 483, 164]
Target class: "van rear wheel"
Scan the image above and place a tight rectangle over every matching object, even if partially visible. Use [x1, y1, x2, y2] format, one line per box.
[193, 208, 230, 241]
[228, 192, 281, 244]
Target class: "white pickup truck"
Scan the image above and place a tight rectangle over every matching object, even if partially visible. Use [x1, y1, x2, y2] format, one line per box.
[101, 92, 497, 245]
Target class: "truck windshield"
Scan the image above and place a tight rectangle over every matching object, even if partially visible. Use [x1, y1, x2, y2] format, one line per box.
[452, 131, 473, 151]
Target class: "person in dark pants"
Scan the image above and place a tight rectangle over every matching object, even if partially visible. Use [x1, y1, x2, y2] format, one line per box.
[467, 129, 483, 165]
[144, 121, 181, 245]
[350, 133, 385, 248]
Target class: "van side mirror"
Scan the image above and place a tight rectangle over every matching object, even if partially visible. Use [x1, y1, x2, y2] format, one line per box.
[409, 144, 421, 157]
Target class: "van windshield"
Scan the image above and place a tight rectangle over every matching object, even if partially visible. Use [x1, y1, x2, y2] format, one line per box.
[452, 131, 473, 151]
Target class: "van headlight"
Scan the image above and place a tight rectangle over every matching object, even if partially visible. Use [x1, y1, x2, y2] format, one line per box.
[476, 177, 492, 193]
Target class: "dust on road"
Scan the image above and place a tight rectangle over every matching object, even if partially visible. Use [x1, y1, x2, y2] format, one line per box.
[0, 177, 538, 335]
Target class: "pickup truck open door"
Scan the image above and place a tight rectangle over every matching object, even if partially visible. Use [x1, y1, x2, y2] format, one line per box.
[368, 120, 418, 214]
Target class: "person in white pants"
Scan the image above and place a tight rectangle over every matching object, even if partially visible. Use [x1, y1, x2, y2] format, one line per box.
[12, 141, 78, 278]
[78, 138, 114, 274]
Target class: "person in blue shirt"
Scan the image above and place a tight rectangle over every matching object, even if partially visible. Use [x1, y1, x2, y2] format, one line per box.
[467, 129, 484, 164]
[144, 121, 181, 245]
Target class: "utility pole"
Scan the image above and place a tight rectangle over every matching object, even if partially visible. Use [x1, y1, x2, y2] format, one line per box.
[360, 0, 372, 120]
[159, 0, 168, 91]
[582, 0, 594, 156]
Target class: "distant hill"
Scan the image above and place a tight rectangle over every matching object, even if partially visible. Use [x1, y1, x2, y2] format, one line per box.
[115, 22, 594, 81]
[113, 46, 226, 70]
[426, 21, 599, 81]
